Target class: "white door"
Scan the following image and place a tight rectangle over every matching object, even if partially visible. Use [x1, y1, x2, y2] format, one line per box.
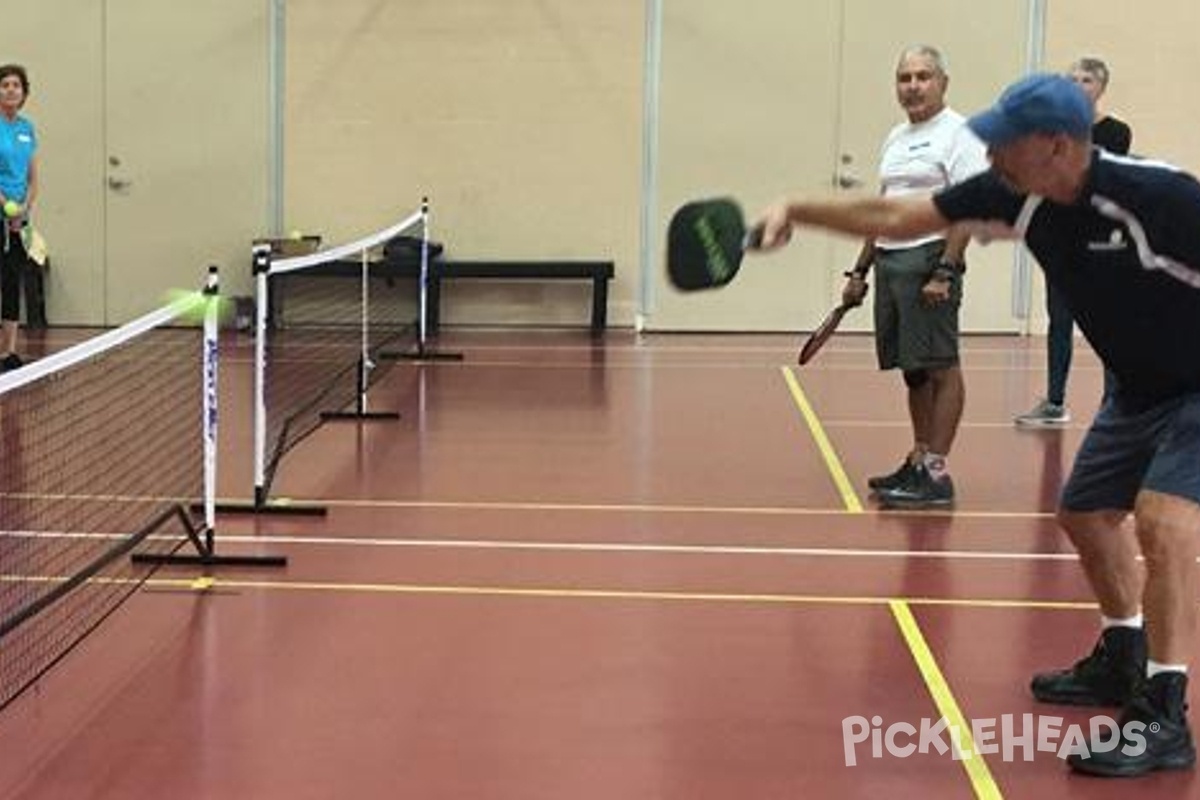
[647, 0, 1032, 332]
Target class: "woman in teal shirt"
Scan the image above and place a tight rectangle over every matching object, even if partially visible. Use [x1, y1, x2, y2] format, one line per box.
[0, 63, 37, 371]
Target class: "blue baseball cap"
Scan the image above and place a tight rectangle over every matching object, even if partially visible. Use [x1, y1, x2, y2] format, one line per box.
[967, 73, 1093, 146]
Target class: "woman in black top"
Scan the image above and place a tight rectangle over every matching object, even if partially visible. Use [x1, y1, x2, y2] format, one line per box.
[1014, 57, 1132, 427]
[1077, 55, 1132, 155]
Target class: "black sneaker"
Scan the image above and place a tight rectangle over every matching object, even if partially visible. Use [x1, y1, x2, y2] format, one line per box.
[867, 459, 917, 493]
[0, 353, 22, 372]
[875, 463, 954, 509]
[1031, 626, 1146, 706]
[1068, 672, 1196, 777]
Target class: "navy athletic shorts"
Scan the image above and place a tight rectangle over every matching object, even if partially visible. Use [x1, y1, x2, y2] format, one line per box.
[1061, 389, 1200, 511]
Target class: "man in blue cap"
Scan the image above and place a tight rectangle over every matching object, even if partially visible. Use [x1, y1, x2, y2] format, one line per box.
[754, 73, 1200, 777]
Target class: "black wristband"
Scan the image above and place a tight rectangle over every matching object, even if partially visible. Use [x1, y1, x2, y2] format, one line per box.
[930, 260, 964, 283]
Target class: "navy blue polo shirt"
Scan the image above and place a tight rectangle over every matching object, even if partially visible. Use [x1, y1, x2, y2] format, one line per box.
[934, 149, 1200, 408]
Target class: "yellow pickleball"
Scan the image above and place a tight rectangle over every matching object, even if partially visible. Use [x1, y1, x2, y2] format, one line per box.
[163, 288, 209, 324]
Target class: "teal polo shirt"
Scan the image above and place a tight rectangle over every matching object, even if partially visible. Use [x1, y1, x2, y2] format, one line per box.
[0, 115, 37, 203]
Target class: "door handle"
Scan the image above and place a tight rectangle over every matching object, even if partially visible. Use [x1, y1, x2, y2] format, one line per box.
[835, 172, 863, 189]
[107, 176, 132, 191]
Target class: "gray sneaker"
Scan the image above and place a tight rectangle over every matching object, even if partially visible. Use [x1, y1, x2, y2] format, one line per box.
[1014, 398, 1069, 427]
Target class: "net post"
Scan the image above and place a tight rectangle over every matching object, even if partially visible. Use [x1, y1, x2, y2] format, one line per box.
[202, 265, 219, 550]
[136, 266, 288, 567]
[209, 245, 329, 517]
[360, 247, 370, 412]
[251, 245, 271, 505]
[398, 196, 463, 362]
[419, 196, 429, 347]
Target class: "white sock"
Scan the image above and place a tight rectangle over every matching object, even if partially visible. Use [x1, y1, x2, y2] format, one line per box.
[1101, 614, 1143, 630]
[922, 452, 948, 480]
[1147, 660, 1188, 678]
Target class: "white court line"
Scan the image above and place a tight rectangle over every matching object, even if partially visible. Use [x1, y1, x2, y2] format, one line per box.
[220, 536, 1088, 562]
[0, 529, 1080, 561]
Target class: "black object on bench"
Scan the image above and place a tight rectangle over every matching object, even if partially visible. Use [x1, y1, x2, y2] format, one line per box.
[268, 256, 615, 333]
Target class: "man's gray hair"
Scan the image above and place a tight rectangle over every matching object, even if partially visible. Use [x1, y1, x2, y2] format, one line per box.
[1070, 57, 1111, 89]
[898, 45, 948, 75]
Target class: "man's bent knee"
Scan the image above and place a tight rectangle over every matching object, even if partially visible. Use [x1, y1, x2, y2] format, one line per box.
[1056, 508, 1128, 542]
[1133, 490, 1200, 562]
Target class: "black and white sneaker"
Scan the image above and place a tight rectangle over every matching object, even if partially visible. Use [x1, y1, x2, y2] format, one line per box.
[876, 463, 954, 509]
[867, 459, 917, 494]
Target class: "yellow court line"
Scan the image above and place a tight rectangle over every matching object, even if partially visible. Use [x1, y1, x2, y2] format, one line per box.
[890, 600, 1003, 799]
[123, 574, 1096, 611]
[820, 419, 1087, 431]
[781, 366, 863, 513]
[311, 499, 1052, 519]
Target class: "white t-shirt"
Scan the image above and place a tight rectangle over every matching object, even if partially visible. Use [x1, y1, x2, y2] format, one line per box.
[876, 107, 988, 250]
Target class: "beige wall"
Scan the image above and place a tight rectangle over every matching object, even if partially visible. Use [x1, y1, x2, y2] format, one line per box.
[1016, 0, 1200, 334]
[279, 0, 1200, 332]
[284, 0, 646, 327]
[648, 0, 844, 331]
[7, 2, 1200, 327]
[1045, 0, 1200, 170]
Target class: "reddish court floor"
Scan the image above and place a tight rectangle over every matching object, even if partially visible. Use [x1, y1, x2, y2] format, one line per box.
[0, 328, 1197, 799]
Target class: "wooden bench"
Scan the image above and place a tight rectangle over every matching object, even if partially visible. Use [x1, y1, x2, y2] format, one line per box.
[268, 256, 615, 333]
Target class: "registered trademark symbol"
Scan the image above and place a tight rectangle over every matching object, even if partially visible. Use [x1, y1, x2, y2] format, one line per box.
[1149, 722, 1161, 733]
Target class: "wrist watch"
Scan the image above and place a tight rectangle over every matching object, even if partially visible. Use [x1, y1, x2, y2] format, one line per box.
[931, 260, 965, 282]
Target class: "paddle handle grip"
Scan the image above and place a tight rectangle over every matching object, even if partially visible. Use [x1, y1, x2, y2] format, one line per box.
[743, 224, 765, 251]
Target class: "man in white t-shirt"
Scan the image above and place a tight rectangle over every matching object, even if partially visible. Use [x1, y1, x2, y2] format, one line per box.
[843, 45, 989, 508]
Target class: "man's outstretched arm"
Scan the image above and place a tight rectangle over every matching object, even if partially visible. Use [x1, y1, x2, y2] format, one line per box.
[756, 195, 950, 250]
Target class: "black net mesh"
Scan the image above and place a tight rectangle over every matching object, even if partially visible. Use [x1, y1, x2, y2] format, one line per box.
[261, 265, 415, 498]
[0, 326, 201, 711]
